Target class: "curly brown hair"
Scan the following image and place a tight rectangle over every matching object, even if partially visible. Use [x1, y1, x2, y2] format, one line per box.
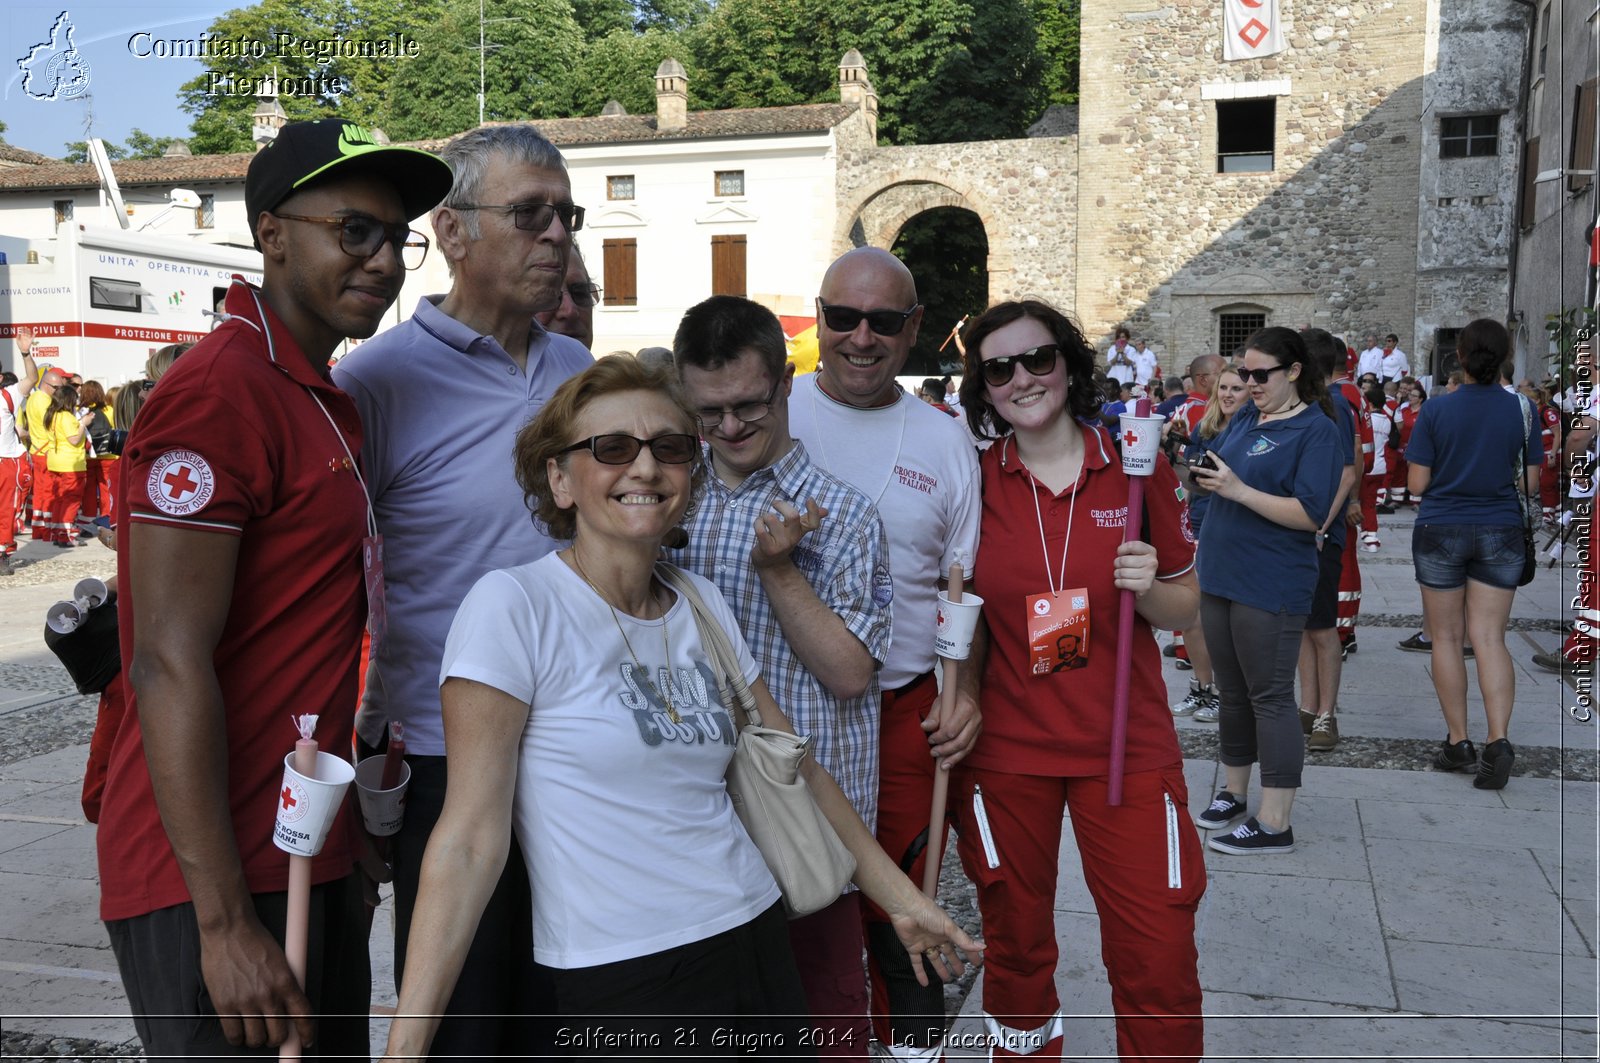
[513, 354, 705, 541]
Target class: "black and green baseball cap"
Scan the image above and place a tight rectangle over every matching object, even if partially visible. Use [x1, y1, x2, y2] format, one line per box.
[245, 119, 454, 245]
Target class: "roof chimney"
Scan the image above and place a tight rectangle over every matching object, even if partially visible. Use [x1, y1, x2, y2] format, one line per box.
[251, 77, 286, 151]
[654, 58, 688, 133]
[839, 51, 877, 140]
[163, 140, 192, 157]
[601, 99, 627, 116]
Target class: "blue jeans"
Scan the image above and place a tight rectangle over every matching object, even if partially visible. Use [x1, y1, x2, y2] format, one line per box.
[1411, 523, 1525, 590]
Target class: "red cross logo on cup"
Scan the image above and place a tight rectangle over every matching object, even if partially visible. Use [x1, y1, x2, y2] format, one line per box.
[1123, 429, 1140, 448]
[279, 778, 309, 823]
[147, 450, 216, 517]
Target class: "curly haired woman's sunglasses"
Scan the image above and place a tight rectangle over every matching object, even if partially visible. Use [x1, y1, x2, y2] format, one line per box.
[979, 344, 1062, 387]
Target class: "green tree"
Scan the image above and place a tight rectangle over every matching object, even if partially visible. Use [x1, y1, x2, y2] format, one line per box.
[563, 28, 694, 116]
[688, 0, 1045, 144]
[636, 0, 710, 32]
[123, 128, 183, 158]
[62, 140, 126, 164]
[1031, 0, 1080, 105]
[178, 0, 445, 154]
[572, 0, 634, 40]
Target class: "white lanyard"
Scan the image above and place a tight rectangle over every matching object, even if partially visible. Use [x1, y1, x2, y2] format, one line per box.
[1008, 435, 1078, 598]
[236, 284, 377, 540]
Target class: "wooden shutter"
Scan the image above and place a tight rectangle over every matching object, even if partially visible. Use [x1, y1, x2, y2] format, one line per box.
[602, 239, 636, 306]
[711, 235, 746, 297]
[1571, 80, 1598, 193]
[1520, 136, 1541, 230]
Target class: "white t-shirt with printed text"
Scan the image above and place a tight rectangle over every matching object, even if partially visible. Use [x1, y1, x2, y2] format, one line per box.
[788, 375, 981, 688]
[439, 555, 779, 969]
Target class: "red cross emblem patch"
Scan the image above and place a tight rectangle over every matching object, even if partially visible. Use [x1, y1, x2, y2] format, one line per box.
[147, 450, 216, 517]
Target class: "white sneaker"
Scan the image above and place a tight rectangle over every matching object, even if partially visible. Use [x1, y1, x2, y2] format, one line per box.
[1362, 533, 1379, 553]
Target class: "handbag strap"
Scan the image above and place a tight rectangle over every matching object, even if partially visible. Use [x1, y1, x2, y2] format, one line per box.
[1515, 393, 1535, 531]
[654, 563, 762, 730]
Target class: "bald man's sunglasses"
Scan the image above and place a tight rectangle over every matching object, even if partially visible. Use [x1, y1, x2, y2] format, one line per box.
[817, 300, 920, 336]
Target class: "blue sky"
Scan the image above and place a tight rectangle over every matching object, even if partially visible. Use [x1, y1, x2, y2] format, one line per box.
[4, 3, 231, 157]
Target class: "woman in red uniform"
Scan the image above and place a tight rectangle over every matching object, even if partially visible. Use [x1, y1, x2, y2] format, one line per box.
[953, 300, 1205, 1063]
[1389, 380, 1426, 506]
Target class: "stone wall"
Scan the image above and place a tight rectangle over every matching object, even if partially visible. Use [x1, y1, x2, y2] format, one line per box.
[1413, 0, 1531, 377]
[833, 134, 1079, 311]
[1075, 0, 1430, 375]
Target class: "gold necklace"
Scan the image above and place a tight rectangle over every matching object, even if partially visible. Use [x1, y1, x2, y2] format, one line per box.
[570, 550, 681, 723]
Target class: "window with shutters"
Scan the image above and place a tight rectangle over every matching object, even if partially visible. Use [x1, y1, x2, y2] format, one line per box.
[1570, 80, 1597, 193]
[1520, 137, 1541, 229]
[711, 235, 747, 297]
[602, 239, 637, 306]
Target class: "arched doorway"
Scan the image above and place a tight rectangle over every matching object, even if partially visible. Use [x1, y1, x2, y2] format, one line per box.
[890, 208, 988, 375]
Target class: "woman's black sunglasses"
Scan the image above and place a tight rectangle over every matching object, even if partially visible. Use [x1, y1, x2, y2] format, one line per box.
[561, 433, 698, 465]
[979, 344, 1062, 387]
[1238, 365, 1289, 385]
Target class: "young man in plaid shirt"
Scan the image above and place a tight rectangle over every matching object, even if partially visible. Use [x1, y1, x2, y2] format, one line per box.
[669, 294, 893, 1061]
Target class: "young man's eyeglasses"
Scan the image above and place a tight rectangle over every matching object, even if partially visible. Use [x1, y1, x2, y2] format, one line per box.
[453, 202, 585, 234]
[816, 300, 920, 337]
[979, 344, 1062, 387]
[694, 377, 782, 431]
[1238, 365, 1290, 384]
[565, 283, 603, 307]
[272, 212, 430, 270]
[561, 433, 699, 465]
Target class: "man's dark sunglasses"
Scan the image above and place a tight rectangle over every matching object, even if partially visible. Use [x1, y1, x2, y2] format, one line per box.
[454, 201, 585, 234]
[817, 300, 920, 336]
[561, 433, 699, 465]
[1238, 365, 1289, 385]
[566, 283, 603, 307]
[272, 212, 429, 270]
[979, 344, 1063, 387]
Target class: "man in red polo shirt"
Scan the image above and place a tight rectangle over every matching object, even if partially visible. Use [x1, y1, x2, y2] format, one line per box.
[97, 119, 451, 1059]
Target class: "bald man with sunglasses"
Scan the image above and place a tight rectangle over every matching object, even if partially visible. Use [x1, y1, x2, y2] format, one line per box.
[788, 247, 981, 1061]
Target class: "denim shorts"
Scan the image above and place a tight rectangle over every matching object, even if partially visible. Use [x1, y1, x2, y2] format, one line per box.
[1412, 522, 1525, 590]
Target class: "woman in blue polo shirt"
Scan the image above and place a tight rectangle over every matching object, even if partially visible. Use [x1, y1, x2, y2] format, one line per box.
[1405, 318, 1543, 789]
[1189, 327, 1344, 855]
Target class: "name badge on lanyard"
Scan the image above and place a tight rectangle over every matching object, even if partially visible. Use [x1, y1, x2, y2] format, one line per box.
[1027, 589, 1091, 676]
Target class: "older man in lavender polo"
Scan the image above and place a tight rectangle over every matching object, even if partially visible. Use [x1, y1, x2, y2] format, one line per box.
[332, 124, 592, 1061]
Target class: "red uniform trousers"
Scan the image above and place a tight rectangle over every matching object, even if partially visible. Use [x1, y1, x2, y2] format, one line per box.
[788, 893, 870, 1061]
[860, 670, 950, 1050]
[1387, 455, 1410, 504]
[0, 455, 22, 554]
[29, 452, 49, 538]
[1336, 531, 1361, 646]
[1540, 464, 1560, 516]
[38, 469, 85, 543]
[81, 456, 112, 518]
[1563, 513, 1600, 663]
[952, 766, 1205, 1063]
[1359, 474, 1383, 534]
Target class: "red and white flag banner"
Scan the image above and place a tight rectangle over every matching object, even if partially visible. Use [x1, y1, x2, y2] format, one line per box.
[1223, 0, 1286, 61]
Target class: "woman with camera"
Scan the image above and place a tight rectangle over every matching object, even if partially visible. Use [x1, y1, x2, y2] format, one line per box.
[381, 355, 980, 1061]
[1406, 318, 1543, 789]
[952, 300, 1205, 1062]
[1189, 327, 1344, 855]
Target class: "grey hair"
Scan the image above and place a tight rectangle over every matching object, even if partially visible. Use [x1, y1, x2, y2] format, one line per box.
[436, 124, 566, 240]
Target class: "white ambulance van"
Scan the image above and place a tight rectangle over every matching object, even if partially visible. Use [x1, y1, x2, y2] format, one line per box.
[0, 224, 262, 387]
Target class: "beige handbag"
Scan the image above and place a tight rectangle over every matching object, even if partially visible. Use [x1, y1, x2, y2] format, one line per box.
[655, 564, 856, 917]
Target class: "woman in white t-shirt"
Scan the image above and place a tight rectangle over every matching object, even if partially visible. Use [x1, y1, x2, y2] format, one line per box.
[382, 355, 981, 1061]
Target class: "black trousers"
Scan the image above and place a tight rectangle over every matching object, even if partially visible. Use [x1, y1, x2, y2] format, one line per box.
[105, 873, 370, 1062]
[551, 901, 816, 1061]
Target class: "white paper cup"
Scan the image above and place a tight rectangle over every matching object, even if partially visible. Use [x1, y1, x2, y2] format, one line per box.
[1118, 413, 1165, 477]
[46, 601, 83, 634]
[73, 577, 109, 612]
[272, 750, 355, 857]
[935, 591, 986, 660]
[354, 755, 411, 837]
